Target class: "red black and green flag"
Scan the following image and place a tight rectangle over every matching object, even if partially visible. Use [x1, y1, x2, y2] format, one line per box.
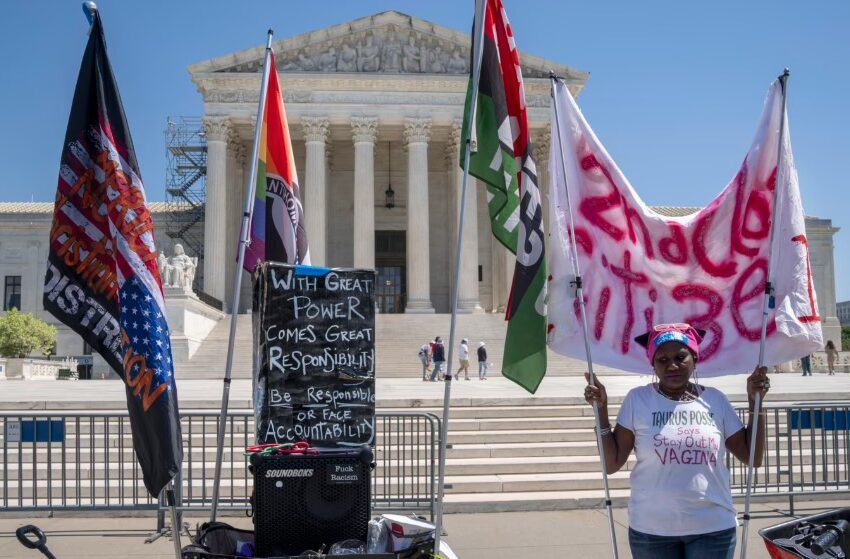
[461, 0, 547, 393]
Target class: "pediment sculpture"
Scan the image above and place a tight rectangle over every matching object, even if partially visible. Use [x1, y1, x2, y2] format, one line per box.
[274, 28, 471, 76]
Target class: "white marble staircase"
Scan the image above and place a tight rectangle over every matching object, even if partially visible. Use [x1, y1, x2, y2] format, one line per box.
[174, 313, 629, 379]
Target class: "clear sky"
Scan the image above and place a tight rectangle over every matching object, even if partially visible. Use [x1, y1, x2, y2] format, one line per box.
[1, 1, 848, 299]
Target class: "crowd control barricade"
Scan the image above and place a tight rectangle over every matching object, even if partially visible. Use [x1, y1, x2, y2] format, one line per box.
[0, 409, 440, 525]
[727, 402, 850, 513]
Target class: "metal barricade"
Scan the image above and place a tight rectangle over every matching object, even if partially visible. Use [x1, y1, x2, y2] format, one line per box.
[727, 402, 850, 512]
[0, 410, 440, 520]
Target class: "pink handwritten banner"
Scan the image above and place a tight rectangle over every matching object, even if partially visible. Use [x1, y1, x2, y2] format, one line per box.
[547, 79, 823, 376]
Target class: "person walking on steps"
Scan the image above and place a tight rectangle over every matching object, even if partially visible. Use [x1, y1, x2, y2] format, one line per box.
[430, 337, 446, 382]
[825, 341, 840, 375]
[418, 342, 431, 381]
[477, 341, 488, 380]
[457, 338, 471, 380]
[801, 354, 812, 376]
[583, 323, 769, 559]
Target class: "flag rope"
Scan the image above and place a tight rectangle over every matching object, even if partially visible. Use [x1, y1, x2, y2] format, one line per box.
[432, 0, 488, 552]
[209, 29, 275, 524]
[550, 74, 620, 559]
[739, 68, 790, 559]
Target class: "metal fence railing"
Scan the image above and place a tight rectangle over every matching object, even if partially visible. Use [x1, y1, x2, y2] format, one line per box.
[728, 403, 850, 513]
[0, 410, 440, 521]
[2, 403, 847, 521]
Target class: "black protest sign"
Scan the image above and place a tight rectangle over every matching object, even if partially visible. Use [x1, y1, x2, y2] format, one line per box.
[253, 263, 376, 447]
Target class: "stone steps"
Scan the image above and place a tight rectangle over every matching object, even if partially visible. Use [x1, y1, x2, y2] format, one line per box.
[174, 313, 633, 379]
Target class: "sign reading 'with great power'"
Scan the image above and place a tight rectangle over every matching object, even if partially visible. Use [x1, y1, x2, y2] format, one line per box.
[253, 263, 376, 448]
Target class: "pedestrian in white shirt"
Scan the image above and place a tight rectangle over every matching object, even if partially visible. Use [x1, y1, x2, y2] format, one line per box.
[457, 338, 470, 380]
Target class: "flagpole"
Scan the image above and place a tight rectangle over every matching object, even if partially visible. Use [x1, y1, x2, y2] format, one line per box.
[550, 74, 620, 559]
[209, 29, 275, 523]
[739, 68, 789, 559]
[166, 482, 183, 559]
[432, 0, 487, 553]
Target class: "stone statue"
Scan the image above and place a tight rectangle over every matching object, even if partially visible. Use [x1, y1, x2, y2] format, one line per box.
[357, 35, 380, 72]
[280, 57, 301, 71]
[319, 47, 337, 72]
[295, 51, 317, 71]
[381, 30, 402, 72]
[157, 251, 172, 286]
[429, 45, 446, 73]
[447, 49, 468, 74]
[402, 35, 421, 73]
[166, 244, 197, 292]
[337, 42, 358, 72]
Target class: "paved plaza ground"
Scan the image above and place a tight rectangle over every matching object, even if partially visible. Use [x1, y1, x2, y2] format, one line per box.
[1, 369, 848, 410]
[1, 371, 847, 557]
[0, 499, 847, 558]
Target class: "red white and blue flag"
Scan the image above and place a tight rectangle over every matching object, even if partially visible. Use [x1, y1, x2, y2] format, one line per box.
[43, 10, 182, 497]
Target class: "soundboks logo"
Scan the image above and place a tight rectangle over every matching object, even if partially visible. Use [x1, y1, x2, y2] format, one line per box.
[265, 468, 314, 478]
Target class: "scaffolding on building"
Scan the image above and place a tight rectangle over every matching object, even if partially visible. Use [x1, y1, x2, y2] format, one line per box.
[164, 116, 207, 291]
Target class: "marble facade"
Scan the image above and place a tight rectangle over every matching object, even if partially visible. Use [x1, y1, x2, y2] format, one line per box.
[188, 10, 587, 315]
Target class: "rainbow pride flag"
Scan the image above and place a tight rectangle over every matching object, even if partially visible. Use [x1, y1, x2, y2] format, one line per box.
[244, 52, 310, 271]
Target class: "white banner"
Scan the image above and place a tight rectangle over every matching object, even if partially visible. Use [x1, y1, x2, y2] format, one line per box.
[547, 79, 823, 375]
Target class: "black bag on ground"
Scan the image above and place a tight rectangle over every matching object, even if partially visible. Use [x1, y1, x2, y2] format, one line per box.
[181, 521, 400, 558]
[182, 522, 255, 559]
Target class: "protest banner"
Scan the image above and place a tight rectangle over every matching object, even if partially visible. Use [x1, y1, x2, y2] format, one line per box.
[253, 263, 376, 447]
[548, 79, 823, 374]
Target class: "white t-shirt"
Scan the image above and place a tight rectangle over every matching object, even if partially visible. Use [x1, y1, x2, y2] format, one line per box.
[459, 343, 469, 360]
[616, 384, 744, 536]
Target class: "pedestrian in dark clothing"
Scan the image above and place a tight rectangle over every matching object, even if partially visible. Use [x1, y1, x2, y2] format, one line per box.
[801, 354, 812, 376]
[430, 337, 446, 381]
[477, 341, 488, 380]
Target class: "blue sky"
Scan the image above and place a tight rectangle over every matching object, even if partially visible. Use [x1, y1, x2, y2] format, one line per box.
[1, 1, 848, 299]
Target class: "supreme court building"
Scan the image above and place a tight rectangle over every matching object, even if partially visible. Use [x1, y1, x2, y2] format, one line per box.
[188, 10, 588, 316]
[0, 11, 842, 373]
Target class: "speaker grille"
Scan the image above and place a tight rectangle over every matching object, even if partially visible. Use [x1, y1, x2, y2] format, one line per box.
[253, 450, 372, 556]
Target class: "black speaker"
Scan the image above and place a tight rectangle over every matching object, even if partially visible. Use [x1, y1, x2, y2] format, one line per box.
[251, 447, 373, 556]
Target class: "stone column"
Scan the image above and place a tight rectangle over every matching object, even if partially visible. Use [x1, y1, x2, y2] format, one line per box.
[536, 128, 552, 257]
[491, 242, 513, 313]
[448, 121, 482, 312]
[234, 144, 251, 313]
[404, 117, 434, 313]
[224, 130, 242, 313]
[202, 117, 231, 305]
[351, 117, 378, 269]
[26, 240, 41, 312]
[807, 219, 842, 347]
[302, 116, 329, 266]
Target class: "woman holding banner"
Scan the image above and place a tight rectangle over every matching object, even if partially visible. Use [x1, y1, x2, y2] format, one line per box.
[583, 323, 769, 559]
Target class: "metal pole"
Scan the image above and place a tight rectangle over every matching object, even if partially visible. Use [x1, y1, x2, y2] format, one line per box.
[166, 483, 183, 559]
[550, 75, 619, 559]
[433, 0, 487, 552]
[739, 68, 789, 559]
[209, 29, 275, 523]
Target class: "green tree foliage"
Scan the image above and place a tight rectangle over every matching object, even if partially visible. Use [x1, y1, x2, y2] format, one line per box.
[842, 326, 850, 352]
[0, 309, 57, 358]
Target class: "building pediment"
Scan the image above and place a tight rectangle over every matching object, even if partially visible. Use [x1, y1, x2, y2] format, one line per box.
[188, 11, 587, 82]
